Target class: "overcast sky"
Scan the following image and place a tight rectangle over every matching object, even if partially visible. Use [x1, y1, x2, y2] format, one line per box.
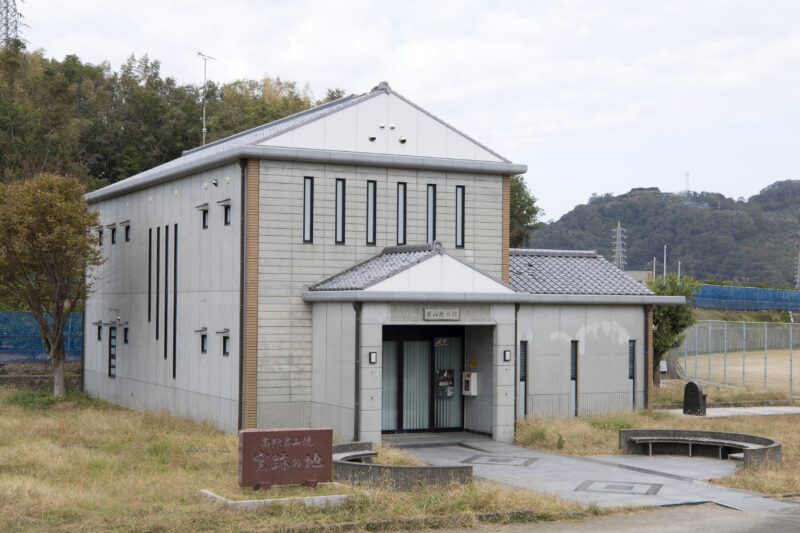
[19, 0, 800, 220]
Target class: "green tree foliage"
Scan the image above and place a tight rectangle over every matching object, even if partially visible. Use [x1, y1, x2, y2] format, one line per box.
[530, 184, 800, 287]
[649, 274, 699, 387]
[510, 175, 542, 248]
[0, 42, 344, 189]
[0, 174, 103, 397]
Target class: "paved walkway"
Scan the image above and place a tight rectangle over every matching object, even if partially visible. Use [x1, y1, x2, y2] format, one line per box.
[665, 405, 800, 418]
[406, 437, 794, 512]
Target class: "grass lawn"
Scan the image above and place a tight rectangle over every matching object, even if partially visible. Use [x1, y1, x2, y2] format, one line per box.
[0, 387, 607, 532]
[653, 380, 793, 405]
[516, 409, 800, 495]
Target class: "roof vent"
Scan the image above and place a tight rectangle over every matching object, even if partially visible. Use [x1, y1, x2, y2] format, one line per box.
[372, 81, 391, 92]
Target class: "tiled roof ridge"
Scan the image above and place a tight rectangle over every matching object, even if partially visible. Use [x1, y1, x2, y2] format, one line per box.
[510, 249, 598, 258]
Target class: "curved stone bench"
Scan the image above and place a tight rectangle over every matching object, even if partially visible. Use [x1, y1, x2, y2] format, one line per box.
[332, 442, 472, 490]
[619, 429, 781, 468]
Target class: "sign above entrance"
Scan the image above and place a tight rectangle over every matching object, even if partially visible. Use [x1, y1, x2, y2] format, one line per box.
[424, 307, 460, 321]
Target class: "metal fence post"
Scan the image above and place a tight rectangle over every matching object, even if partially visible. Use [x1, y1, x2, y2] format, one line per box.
[695, 324, 699, 378]
[791, 323, 794, 397]
[723, 321, 727, 386]
[708, 322, 712, 382]
[742, 322, 746, 387]
[764, 321, 768, 391]
[684, 333, 688, 378]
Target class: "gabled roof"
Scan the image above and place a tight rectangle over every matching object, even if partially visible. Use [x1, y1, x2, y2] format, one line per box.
[509, 249, 653, 296]
[311, 243, 439, 291]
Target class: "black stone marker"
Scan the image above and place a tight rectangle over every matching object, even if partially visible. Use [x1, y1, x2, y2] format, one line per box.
[683, 381, 707, 416]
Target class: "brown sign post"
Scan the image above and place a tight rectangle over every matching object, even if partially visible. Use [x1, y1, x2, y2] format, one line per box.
[238, 428, 333, 490]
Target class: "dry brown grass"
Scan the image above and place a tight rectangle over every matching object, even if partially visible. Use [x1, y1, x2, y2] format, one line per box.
[0, 387, 600, 532]
[373, 443, 425, 466]
[516, 410, 800, 495]
[654, 380, 792, 405]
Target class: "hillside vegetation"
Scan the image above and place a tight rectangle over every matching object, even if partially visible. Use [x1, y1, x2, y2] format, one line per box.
[530, 181, 800, 287]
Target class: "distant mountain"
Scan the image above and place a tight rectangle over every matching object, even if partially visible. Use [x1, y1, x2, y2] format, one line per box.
[529, 180, 800, 287]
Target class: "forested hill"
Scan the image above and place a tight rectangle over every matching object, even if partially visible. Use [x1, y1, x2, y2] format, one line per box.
[529, 180, 800, 287]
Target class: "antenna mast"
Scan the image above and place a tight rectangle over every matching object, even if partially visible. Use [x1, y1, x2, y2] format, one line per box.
[611, 220, 626, 270]
[795, 252, 800, 290]
[197, 51, 216, 146]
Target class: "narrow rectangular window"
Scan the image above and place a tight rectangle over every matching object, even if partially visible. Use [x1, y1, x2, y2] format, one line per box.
[202, 209, 208, 229]
[124, 225, 130, 242]
[366, 180, 376, 245]
[111, 227, 117, 244]
[108, 327, 116, 378]
[155, 227, 160, 340]
[303, 177, 313, 243]
[123, 327, 129, 344]
[147, 228, 152, 322]
[98, 229, 103, 246]
[570, 341, 578, 381]
[222, 336, 230, 356]
[335, 179, 345, 244]
[97, 324, 102, 341]
[455, 186, 465, 248]
[628, 340, 636, 380]
[172, 223, 178, 379]
[426, 184, 436, 242]
[164, 225, 169, 361]
[519, 340, 528, 382]
[224, 205, 231, 226]
[201, 334, 208, 354]
[397, 182, 406, 245]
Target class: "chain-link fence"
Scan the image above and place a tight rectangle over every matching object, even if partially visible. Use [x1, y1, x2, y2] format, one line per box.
[676, 320, 799, 398]
[0, 312, 82, 363]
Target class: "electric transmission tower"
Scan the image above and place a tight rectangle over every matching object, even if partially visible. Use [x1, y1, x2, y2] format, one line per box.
[1, 0, 21, 45]
[611, 220, 627, 270]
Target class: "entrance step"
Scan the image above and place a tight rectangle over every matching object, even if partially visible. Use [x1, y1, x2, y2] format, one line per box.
[382, 431, 492, 449]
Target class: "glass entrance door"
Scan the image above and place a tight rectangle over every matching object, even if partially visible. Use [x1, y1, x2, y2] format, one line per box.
[434, 337, 462, 429]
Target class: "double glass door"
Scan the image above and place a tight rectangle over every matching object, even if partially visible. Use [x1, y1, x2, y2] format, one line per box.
[381, 333, 463, 432]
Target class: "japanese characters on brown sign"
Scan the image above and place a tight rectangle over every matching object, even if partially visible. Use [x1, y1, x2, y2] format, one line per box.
[238, 428, 333, 490]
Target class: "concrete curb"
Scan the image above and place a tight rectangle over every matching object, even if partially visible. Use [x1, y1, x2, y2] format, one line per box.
[198, 484, 360, 511]
[654, 400, 797, 409]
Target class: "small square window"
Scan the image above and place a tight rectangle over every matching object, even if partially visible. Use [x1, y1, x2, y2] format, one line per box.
[224, 205, 231, 226]
[201, 334, 208, 354]
[123, 327, 129, 344]
[202, 209, 209, 229]
[111, 227, 117, 244]
[222, 335, 230, 356]
[125, 225, 130, 242]
[97, 324, 102, 341]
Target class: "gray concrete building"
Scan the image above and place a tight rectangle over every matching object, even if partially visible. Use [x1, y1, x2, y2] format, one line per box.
[83, 82, 682, 443]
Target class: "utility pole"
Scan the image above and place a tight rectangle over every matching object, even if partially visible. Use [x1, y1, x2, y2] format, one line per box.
[652, 257, 656, 279]
[795, 252, 800, 290]
[678, 261, 681, 279]
[197, 51, 216, 146]
[663, 245, 667, 278]
[1, 0, 21, 44]
[611, 221, 626, 270]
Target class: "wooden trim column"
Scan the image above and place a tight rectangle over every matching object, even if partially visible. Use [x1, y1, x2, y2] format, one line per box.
[242, 159, 260, 428]
[501, 174, 510, 283]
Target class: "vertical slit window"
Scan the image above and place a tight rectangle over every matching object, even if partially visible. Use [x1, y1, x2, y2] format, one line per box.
[201, 334, 207, 354]
[124, 225, 130, 242]
[111, 227, 116, 244]
[108, 327, 116, 378]
[303, 177, 313, 243]
[148, 228, 152, 322]
[426, 184, 436, 242]
[397, 182, 406, 245]
[164, 225, 169, 361]
[172, 223, 178, 379]
[366, 180, 376, 245]
[628, 340, 636, 380]
[202, 209, 208, 229]
[455, 185, 465, 248]
[335, 179, 345, 244]
[97, 324, 102, 341]
[98, 229, 103, 245]
[155, 227, 160, 340]
[224, 205, 231, 226]
[223, 336, 230, 356]
[124, 327, 129, 344]
[519, 340, 528, 382]
[570, 341, 578, 381]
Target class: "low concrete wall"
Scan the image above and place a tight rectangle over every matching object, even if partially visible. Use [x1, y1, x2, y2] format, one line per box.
[0, 375, 82, 391]
[332, 442, 473, 490]
[619, 428, 781, 468]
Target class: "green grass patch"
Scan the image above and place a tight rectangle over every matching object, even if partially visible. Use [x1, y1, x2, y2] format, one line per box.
[587, 414, 636, 431]
[5, 389, 57, 409]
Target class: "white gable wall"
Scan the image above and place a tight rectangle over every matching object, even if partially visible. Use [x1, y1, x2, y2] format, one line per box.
[366, 254, 512, 293]
[260, 93, 505, 162]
